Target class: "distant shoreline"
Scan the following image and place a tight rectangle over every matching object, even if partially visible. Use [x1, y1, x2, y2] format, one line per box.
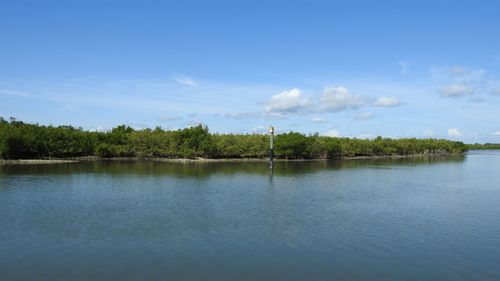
[0, 153, 466, 165]
[0, 159, 80, 165]
[1, 118, 469, 161]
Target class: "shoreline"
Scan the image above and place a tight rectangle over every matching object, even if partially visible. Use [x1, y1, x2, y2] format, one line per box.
[0, 159, 80, 165]
[0, 153, 465, 165]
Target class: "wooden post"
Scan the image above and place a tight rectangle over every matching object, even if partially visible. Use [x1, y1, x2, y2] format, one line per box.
[268, 126, 274, 169]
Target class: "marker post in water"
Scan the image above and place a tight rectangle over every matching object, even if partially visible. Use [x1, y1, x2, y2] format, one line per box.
[268, 126, 274, 169]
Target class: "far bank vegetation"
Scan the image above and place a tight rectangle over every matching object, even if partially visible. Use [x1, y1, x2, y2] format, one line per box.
[0, 118, 467, 160]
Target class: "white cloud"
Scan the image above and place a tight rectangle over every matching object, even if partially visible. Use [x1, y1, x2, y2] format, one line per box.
[374, 97, 401, 107]
[354, 111, 374, 120]
[492, 88, 500, 95]
[448, 128, 463, 137]
[323, 128, 340, 137]
[493, 131, 500, 136]
[320, 86, 364, 112]
[0, 90, 30, 97]
[174, 75, 197, 86]
[265, 88, 310, 113]
[264, 86, 398, 117]
[311, 117, 327, 123]
[439, 84, 474, 98]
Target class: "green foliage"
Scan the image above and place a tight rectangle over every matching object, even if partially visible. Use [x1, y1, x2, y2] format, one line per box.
[0, 117, 468, 160]
[212, 134, 268, 158]
[178, 125, 215, 157]
[467, 143, 500, 150]
[0, 118, 96, 159]
[275, 132, 310, 159]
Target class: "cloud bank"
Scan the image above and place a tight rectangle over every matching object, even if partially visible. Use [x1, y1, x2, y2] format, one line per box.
[263, 86, 400, 118]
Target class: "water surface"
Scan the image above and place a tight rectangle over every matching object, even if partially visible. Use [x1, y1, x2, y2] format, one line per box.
[1, 151, 500, 280]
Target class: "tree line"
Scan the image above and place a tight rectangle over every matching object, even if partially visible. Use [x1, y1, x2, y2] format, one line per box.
[0, 117, 468, 160]
[467, 143, 500, 150]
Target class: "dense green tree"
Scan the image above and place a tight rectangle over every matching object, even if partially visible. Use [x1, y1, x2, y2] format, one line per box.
[275, 132, 310, 159]
[0, 117, 469, 160]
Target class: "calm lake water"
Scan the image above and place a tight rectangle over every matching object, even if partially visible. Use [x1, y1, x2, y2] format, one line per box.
[1, 151, 500, 281]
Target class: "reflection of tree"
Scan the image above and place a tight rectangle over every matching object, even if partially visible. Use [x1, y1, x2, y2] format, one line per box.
[0, 155, 465, 178]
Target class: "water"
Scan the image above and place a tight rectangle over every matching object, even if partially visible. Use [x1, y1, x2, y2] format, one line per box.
[1, 151, 500, 280]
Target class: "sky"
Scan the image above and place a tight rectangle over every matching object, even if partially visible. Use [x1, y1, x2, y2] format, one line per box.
[1, 0, 500, 143]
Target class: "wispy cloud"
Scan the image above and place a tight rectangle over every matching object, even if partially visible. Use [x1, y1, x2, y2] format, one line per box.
[174, 75, 198, 86]
[431, 66, 500, 99]
[17, 77, 280, 117]
[374, 97, 401, 107]
[439, 84, 474, 98]
[430, 66, 485, 83]
[0, 90, 30, 97]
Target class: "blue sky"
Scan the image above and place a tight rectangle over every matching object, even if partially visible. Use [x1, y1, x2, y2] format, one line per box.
[1, 0, 500, 143]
